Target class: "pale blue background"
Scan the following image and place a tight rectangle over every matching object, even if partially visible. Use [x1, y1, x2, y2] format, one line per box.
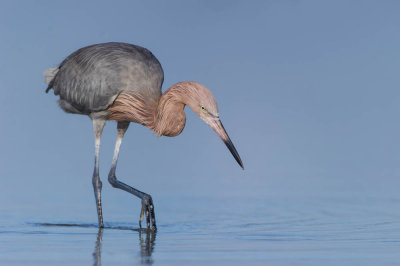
[0, 1, 399, 265]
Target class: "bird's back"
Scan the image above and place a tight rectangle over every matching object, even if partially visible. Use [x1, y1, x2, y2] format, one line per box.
[45, 42, 164, 114]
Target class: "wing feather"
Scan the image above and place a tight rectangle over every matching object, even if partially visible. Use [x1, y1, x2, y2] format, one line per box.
[45, 42, 164, 114]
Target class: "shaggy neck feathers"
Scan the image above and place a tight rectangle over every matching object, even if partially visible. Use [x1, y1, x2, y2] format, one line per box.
[108, 82, 201, 137]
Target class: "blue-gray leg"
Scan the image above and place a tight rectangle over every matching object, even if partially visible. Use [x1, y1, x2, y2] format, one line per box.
[92, 119, 106, 228]
[108, 122, 156, 231]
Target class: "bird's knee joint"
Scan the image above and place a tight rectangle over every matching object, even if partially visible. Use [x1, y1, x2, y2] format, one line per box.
[108, 174, 118, 187]
[92, 175, 102, 189]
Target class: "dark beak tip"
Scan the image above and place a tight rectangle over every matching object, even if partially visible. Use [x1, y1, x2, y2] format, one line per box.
[238, 159, 244, 170]
[223, 138, 244, 170]
[215, 120, 244, 171]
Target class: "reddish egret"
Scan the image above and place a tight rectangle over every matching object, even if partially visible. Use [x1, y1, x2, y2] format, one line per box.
[44, 42, 243, 230]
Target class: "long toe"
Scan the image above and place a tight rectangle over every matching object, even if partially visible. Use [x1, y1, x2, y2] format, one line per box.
[139, 205, 145, 229]
[149, 203, 156, 231]
[141, 194, 157, 231]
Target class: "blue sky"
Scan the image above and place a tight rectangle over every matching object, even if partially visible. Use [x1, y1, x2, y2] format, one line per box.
[0, 1, 399, 221]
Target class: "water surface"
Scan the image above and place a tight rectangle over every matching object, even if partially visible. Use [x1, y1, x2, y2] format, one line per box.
[0, 195, 399, 265]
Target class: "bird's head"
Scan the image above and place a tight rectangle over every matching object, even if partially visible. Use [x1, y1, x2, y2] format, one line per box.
[177, 81, 244, 169]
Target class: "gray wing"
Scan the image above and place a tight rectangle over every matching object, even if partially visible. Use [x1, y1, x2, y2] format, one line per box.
[45, 42, 164, 114]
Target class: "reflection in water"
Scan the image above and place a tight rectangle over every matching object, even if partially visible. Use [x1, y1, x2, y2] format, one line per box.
[93, 228, 103, 266]
[92, 228, 156, 265]
[139, 229, 156, 264]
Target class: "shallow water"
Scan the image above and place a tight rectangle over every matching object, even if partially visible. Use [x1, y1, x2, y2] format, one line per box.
[0, 195, 399, 265]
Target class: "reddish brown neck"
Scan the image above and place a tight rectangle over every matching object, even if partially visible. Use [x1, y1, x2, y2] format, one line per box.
[152, 85, 188, 137]
[107, 84, 189, 137]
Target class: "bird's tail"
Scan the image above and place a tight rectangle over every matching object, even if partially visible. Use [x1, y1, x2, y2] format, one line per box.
[43, 67, 59, 93]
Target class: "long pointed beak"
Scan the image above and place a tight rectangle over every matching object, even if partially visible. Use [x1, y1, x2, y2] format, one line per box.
[208, 118, 244, 169]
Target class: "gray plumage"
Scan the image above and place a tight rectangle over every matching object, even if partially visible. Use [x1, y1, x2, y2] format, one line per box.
[45, 42, 164, 114]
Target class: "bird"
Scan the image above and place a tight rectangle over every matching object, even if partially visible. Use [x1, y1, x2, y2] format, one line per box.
[44, 42, 243, 231]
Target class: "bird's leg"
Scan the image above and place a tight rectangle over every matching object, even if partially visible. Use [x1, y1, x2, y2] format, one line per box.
[108, 121, 156, 231]
[92, 119, 106, 228]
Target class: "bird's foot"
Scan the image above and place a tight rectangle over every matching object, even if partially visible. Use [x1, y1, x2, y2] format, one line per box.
[139, 194, 157, 231]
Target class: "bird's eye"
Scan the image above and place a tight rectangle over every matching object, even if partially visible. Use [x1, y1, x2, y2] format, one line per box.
[200, 105, 207, 112]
